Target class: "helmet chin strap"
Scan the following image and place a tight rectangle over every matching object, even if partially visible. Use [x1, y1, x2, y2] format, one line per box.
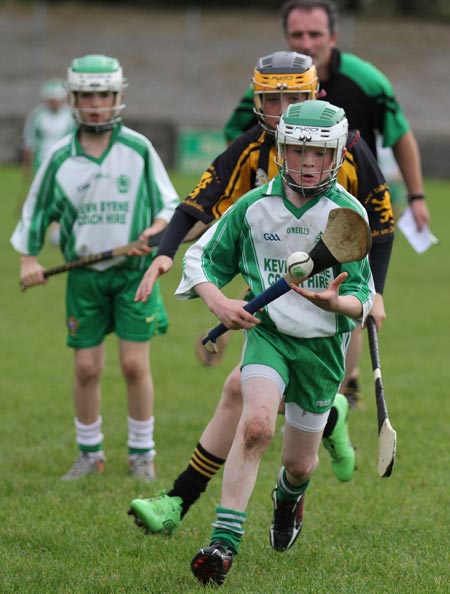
[72, 95, 125, 134]
[253, 103, 282, 136]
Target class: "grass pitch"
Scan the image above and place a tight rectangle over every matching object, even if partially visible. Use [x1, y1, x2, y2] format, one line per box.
[1, 165, 449, 593]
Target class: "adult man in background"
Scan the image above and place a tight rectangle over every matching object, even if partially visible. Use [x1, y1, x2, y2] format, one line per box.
[224, 0, 429, 405]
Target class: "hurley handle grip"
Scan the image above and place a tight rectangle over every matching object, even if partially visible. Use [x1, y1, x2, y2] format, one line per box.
[202, 277, 291, 349]
[22, 231, 165, 289]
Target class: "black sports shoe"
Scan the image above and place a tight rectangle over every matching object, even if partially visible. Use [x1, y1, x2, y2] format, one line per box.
[269, 488, 305, 552]
[191, 540, 233, 587]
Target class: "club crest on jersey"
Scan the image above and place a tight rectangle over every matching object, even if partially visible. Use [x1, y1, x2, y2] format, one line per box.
[67, 316, 79, 336]
[313, 232, 323, 245]
[116, 174, 130, 194]
[255, 168, 269, 187]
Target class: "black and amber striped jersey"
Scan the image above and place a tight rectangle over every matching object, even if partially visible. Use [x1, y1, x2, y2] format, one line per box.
[181, 125, 277, 222]
[182, 125, 393, 234]
[160, 124, 394, 293]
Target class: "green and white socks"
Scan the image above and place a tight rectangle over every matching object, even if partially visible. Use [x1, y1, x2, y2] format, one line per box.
[211, 506, 247, 554]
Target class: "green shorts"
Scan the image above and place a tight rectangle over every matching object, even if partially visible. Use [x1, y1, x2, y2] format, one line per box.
[66, 267, 168, 349]
[241, 324, 349, 415]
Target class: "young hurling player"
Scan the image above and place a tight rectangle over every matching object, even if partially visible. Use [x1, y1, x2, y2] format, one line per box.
[128, 51, 393, 533]
[181, 100, 374, 586]
[11, 55, 179, 481]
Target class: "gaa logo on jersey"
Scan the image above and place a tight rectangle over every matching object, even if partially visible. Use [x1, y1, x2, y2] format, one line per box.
[116, 174, 131, 194]
[264, 233, 281, 242]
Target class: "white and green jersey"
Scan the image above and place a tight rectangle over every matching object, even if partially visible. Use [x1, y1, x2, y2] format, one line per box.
[23, 103, 75, 174]
[176, 175, 374, 338]
[12, 124, 179, 271]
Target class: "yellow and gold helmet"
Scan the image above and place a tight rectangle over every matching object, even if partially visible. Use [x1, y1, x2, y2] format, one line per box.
[252, 51, 319, 133]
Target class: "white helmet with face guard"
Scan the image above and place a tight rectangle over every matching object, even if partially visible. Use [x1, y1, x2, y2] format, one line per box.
[276, 100, 348, 197]
[67, 54, 127, 133]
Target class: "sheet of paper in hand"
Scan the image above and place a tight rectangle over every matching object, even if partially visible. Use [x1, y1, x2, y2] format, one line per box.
[397, 207, 439, 254]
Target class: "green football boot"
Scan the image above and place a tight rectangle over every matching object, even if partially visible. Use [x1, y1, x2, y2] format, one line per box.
[322, 393, 356, 482]
[128, 490, 182, 534]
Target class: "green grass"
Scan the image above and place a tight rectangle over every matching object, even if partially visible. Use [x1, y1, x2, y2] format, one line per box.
[1, 165, 449, 593]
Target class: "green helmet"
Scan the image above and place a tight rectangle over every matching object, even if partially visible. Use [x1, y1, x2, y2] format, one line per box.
[276, 100, 348, 197]
[66, 54, 127, 132]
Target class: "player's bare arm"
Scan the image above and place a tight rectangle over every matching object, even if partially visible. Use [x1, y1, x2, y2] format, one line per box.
[392, 131, 430, 230]
[195, 282, 260, 330]
[366, 292, 385, 330]
[134, 255, 173, 303]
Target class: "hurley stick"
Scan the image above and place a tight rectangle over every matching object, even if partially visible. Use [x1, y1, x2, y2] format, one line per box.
[366, 315, 397, 477]
[20, 231, 164, 291]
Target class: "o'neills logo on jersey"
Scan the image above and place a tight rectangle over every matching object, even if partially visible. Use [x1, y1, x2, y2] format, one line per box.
[116, 174, 130, 194]
[287, 226, 309, 235]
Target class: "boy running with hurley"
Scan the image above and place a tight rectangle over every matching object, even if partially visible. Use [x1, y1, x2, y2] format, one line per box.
[176, 100, 375, 586]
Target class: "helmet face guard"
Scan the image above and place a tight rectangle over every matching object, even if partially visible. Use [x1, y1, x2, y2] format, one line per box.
[66, 54, 128, 133]
[276, 100, 348, 198]
[252, 52, 319, 133]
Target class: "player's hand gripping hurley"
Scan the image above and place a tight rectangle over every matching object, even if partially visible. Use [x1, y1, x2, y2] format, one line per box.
[366, 315, 397, 477]
[20, 231, 164, 291]
[202, 208, 372, 352]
